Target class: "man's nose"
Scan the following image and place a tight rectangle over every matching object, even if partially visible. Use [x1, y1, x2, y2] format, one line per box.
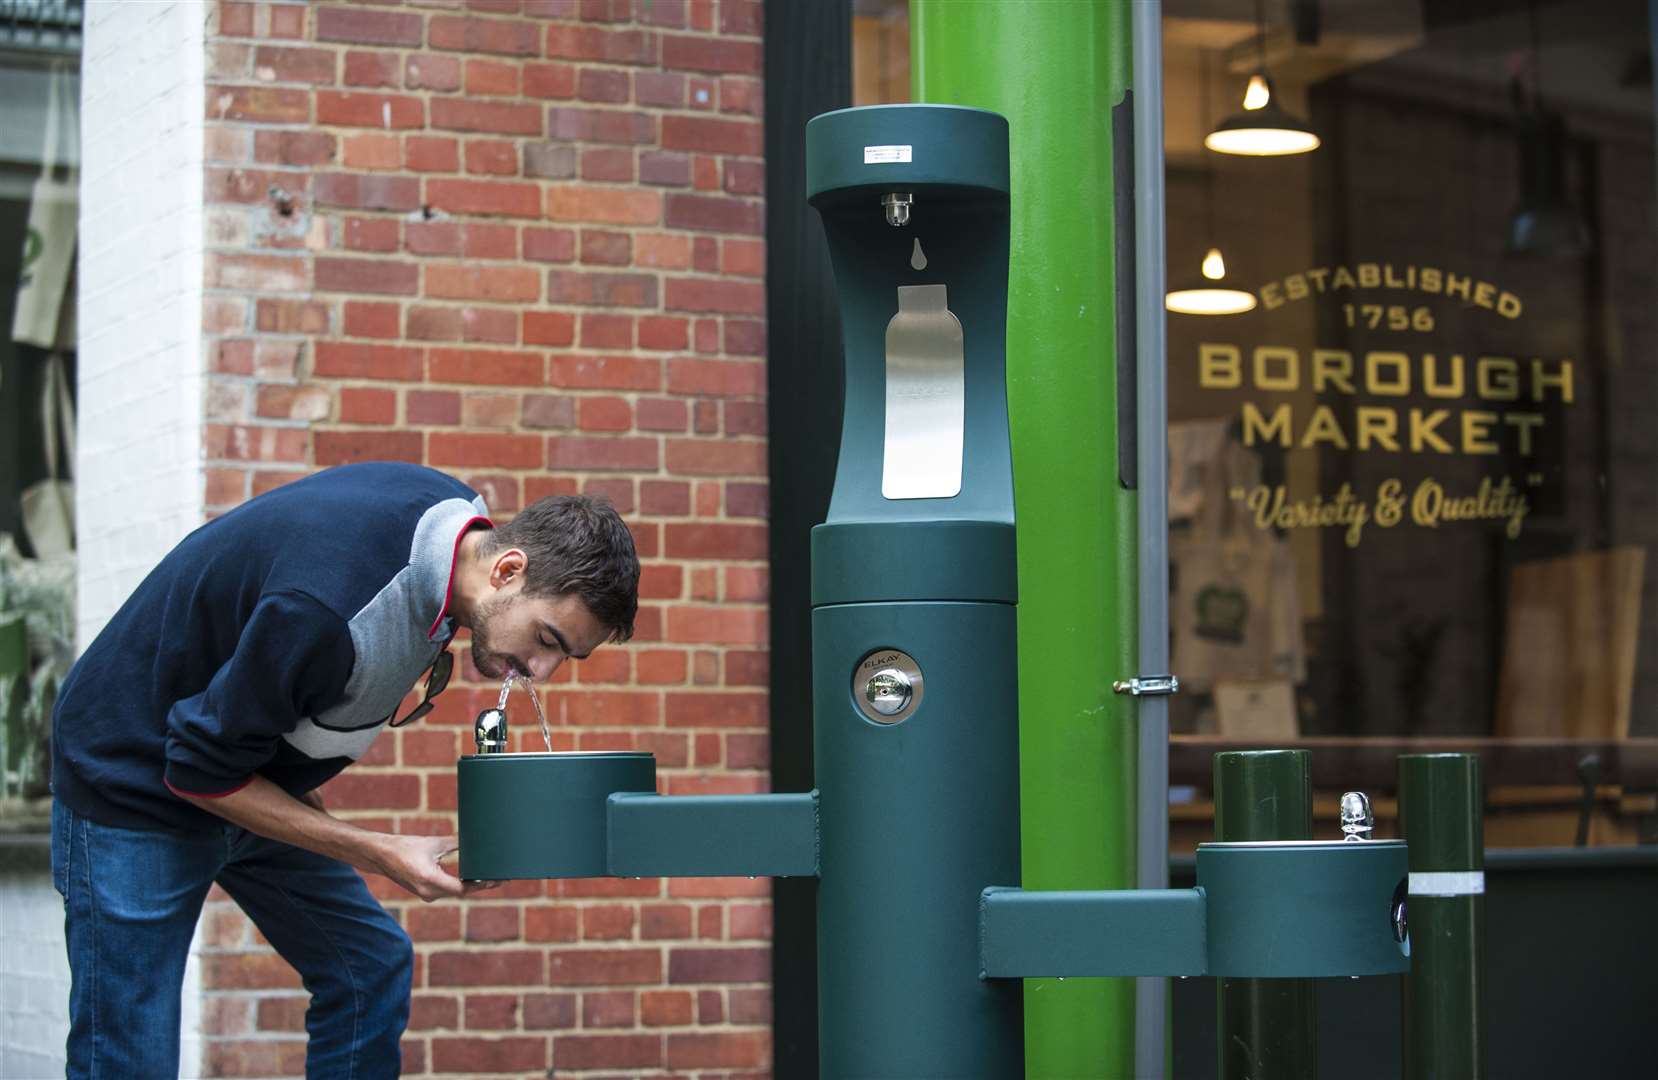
[528, 654, 564, 682]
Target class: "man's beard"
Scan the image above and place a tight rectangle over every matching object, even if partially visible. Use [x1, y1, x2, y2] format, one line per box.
[469, 593, 521, 680]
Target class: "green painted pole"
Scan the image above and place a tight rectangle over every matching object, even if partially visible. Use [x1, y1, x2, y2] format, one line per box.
[1213, 750, 1317, 1080]
[911, 5, 1139, 1077]
[1399, 753, 1486, 1080]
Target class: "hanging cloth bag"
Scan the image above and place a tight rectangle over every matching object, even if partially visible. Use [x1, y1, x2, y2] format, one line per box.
[20, 353, 76, 557]
[12, 61, 78, 351]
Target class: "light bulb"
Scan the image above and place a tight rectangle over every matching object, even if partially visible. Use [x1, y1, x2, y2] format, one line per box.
[1243, 73, 1271, 111]
[1201, 247, 1227, 280]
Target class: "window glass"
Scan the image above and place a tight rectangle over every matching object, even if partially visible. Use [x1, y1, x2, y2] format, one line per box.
[1, 4, 82, 823]
[852, 0, 911, 106]
[1165, 0, 1657, 847]
[852, 1, 1658, 849]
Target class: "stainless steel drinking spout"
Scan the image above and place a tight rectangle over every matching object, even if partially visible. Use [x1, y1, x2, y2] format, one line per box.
[473, 707, 508, 754]
[1341, 790, 1375, 841]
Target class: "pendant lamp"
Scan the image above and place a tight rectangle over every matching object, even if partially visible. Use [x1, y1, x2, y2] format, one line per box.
[1170, 56, 1259, 315]
[1205, 0, 1320, 156]
[1166, 246, 1259, 315]
[1506, 2, 1590, 257]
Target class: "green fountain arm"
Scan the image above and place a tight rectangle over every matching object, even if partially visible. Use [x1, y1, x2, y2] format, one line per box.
[979, 839, 1412, 981]
[979, 887, 1208, 978]
[456, 753, 819, 882]
[605, 791, 820, 878]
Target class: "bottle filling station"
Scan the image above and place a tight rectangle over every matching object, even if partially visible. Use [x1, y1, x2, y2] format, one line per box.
[457, 105, 1481, 1079]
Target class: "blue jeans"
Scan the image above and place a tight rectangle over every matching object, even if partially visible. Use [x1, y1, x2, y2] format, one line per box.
[51, 799, 412, 1079]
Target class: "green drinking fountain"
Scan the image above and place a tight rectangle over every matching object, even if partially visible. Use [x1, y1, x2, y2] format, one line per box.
[456, 105, 1414, 1078]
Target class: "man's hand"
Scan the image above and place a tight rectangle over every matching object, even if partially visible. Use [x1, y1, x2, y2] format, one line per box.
[371, 834, 471, 902]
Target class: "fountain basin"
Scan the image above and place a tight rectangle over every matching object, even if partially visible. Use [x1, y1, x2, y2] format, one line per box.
[457, 751, 656, 880]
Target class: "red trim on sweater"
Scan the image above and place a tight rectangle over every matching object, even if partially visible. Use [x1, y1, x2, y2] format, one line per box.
[430, 515, 493, 642]
[164, 776, 253, 800]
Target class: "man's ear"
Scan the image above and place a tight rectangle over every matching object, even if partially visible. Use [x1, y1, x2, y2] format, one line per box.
[489, 548, 528, 589]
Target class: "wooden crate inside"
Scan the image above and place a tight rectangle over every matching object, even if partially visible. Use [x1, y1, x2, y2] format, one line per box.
[1496, 546, 1646, 740]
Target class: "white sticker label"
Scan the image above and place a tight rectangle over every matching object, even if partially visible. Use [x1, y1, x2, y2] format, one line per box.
[864, 144, 913, 164]
[1408, 871, 1485, 897]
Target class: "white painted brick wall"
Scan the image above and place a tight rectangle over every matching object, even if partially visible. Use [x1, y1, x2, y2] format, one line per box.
[1, 4, 210, 1078]
[0, 867, 71, 1080]
[76, 0, 207, 646]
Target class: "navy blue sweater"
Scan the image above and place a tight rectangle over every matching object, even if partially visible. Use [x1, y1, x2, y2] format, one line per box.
[51, 463, 490, 831]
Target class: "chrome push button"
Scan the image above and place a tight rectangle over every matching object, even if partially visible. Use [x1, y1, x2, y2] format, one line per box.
[865, 669, 912, 715]
[853, 649, 924, 724]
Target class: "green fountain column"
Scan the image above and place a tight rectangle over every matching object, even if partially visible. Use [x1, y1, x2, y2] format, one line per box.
[912, 4, 1140, 1076]
[808, 104, 1023, 1078]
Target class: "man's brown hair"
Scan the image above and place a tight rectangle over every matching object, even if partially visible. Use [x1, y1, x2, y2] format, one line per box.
[482, 494, 640, 641]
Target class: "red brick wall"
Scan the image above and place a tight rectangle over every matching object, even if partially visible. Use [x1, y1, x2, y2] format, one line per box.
[199, 1, 770, 1075]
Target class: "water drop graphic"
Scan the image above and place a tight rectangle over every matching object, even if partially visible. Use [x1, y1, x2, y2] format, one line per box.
[910, 237, 927, 271]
